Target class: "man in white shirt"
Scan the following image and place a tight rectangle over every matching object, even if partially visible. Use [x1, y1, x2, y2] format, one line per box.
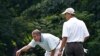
[58, 8, 90, 56]
[16, 29, 61, 56]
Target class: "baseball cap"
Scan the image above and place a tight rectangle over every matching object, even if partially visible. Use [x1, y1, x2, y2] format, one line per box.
[62, 8, 75, 14]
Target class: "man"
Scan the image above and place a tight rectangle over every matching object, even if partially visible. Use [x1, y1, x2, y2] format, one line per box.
[16, 29, 61, 56]
[58, 8, 90, 56]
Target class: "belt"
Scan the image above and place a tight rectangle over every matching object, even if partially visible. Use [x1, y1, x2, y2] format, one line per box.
[67, 42, 83, 44]
[49, 40, 60, 52]
[56, 40, 60, 47]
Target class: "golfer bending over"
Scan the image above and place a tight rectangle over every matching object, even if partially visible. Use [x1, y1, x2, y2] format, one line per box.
[16, 29, 62, 56]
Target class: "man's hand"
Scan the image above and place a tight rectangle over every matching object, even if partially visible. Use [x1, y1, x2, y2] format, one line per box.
[16, 45, 32, 56]
[58, 49, 62, 56]
[16, 50, 22, 56]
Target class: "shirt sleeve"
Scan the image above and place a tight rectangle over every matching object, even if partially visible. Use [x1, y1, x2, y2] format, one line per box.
[28, 40, 37, 47]
[47, 34, 59, 51]
[82, 22, 90, 37]
[62, 22, 69, 38]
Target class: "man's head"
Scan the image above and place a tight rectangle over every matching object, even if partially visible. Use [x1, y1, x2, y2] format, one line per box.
[32, 29, 41, 42]
[62, 8, 75, 20]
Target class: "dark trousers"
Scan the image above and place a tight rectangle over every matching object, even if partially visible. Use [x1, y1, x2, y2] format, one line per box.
[63, 42, 84, 56]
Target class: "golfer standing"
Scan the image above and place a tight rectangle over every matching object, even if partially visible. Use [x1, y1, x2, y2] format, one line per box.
[58, 8, 90, 56]
[16, 29, 61, 56]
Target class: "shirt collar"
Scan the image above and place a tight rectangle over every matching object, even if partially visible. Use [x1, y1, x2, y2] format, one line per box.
[40, 34, 44, 42]
[67, 17, 77, 22]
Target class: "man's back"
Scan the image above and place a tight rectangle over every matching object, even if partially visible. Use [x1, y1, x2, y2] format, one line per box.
[62, 17, 89, 42]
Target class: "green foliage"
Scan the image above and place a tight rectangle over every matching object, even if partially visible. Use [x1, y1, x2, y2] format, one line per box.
[0, 0, 100, 56]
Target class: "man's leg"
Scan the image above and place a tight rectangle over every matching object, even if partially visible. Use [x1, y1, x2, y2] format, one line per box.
[74, 43, 84, 56]
[62, 49, 66, 56]
[63, 43, 73, 56]
[44, 51, 51, 56]
[54, 41, 63, 56]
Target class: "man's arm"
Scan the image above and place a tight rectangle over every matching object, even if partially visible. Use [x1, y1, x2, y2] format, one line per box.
[58, 37, 67, 56]
[82, 21, 90, 42]
[16, 45, 32, 56]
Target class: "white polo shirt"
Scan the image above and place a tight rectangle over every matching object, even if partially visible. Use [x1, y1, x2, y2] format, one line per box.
[62, 17, 90, 42]
[28, 33, 60, 52]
